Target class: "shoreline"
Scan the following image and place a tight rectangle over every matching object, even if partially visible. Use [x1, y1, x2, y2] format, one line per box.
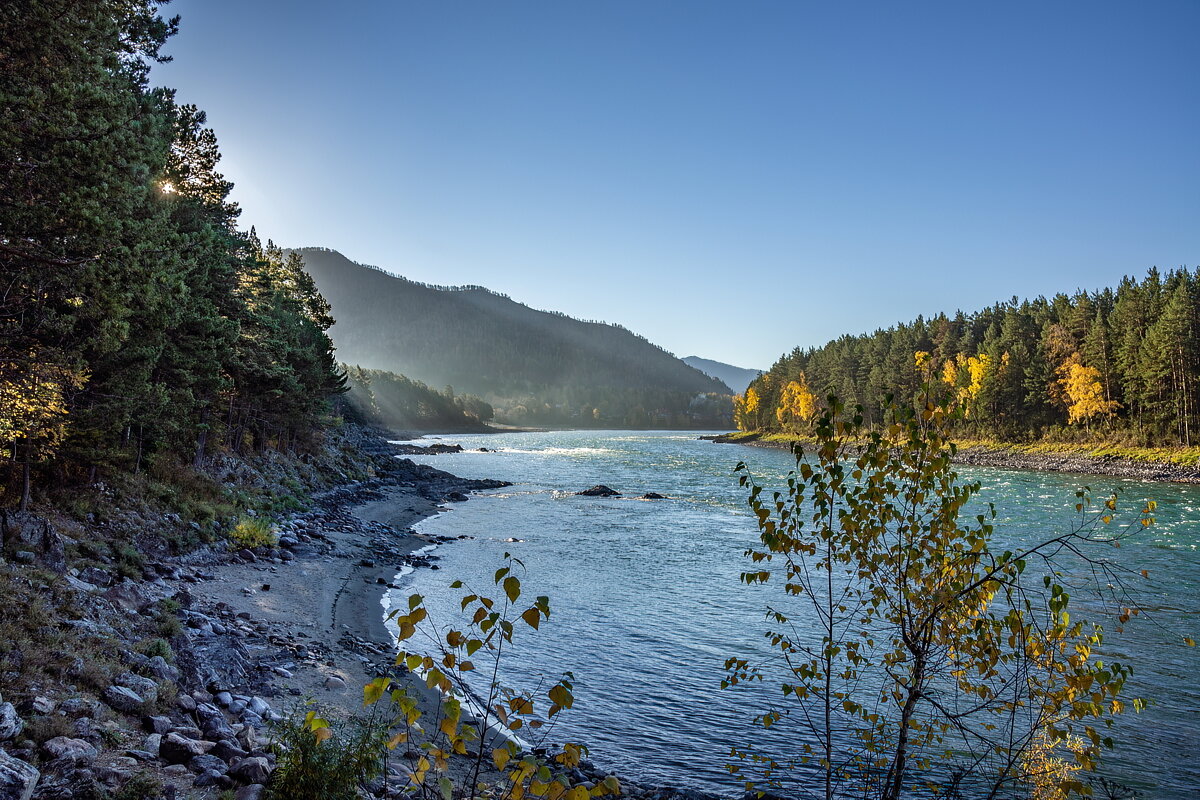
[703, 432, 1200, 483]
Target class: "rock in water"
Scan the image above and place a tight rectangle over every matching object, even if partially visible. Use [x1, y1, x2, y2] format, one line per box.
[576, 485, 620, 497]
[640, 492, 667, 500]
[0, 751, 38, 800]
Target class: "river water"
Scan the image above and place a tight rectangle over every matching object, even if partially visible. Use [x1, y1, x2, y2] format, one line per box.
[385, 430, 1199, 798]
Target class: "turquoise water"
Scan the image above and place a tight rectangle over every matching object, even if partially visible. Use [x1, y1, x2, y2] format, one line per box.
[386, 430, 1200, 798]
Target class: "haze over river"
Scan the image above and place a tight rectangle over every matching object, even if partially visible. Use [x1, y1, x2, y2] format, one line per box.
[387, 431, 1199, 798]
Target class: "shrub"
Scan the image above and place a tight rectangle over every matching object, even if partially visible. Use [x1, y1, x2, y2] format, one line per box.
[114, 772, 165, 800]
[135, 637, 173, 662]
[268, 707, 386, 800]
[228, 515, 277, 550]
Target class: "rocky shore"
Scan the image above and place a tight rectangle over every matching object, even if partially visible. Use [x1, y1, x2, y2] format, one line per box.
[0, 430, 511, 800]
[0, 428, 731, 800]
[704, 432, 1200, 483]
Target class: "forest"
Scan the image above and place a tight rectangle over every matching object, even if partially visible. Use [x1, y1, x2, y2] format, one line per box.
[295, 248, 735, 428]
[341, 366, 493, 432]
[738, 267, 1200, 445]
[0, 2, 345, 509]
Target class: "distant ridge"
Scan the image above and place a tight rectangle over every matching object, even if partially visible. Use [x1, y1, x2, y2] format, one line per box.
[291, 248, 732, 428]
[682, 356, 762, 394]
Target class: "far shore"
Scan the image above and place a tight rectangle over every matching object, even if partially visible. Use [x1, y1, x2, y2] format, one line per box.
[704, 431, 1200, 483]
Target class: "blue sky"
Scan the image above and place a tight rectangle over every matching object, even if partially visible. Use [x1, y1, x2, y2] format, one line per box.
[154, 1, 1199, 369]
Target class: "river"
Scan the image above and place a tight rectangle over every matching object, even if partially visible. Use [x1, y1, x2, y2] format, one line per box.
[385, 430, 1199, 798]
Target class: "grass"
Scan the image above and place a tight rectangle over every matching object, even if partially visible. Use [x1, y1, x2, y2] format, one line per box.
[732, 428, 1200, 468]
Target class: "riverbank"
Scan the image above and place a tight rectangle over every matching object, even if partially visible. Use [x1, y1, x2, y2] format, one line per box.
[704, 431, 1200, 482]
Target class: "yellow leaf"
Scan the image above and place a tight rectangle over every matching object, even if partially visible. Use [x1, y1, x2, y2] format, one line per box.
[363, 676, 391, 706]
[493, 747, 511, 770]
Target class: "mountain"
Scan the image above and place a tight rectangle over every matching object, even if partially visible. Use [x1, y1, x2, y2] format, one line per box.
[682, 356, 762, 394]
[291, 248, 732, 428]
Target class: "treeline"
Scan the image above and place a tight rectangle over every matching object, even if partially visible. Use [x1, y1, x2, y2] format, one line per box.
[740, 267, 1200, 445]
[295, 248, 734, 428]
[341, 366, 492, 432]
[0, 1, 344, 509]
[495, 387, 732, 429]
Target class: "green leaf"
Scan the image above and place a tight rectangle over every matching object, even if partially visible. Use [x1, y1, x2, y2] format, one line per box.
[504, 575, 521, 603]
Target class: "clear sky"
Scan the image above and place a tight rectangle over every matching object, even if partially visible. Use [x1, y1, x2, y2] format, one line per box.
[153, 1, 1199, 369]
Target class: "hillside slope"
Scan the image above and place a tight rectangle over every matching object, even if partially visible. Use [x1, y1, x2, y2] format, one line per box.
[292, 248, 732, 427]
[682, 356, 761, 394]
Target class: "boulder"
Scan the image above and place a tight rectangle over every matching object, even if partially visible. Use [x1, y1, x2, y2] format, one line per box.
[116, 672, 158, 704]
[577, 485, 620, 497]
[41, 737, 97, 764]
[230, 755, 272, 785]
[159, 732, 215, 765]
[190, 754, 228, 774]
[0, 751, 38, 800]
[235, 785, 266, 800]
[102, 685, 144, 714]
[0, 703, 22, 741]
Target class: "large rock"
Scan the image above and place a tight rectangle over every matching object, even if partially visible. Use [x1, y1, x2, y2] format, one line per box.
[41, 737, 97, 764]
[102, 685, 144, 714]
[0, 703, 22, 741]
[576, 485, 620, 497]
[235, 785, 266, 800]
[0, 751, 38, 800]
[230, 756, 272, 785]
[115, 673, 158, 704]
[159, 732, 215, 765]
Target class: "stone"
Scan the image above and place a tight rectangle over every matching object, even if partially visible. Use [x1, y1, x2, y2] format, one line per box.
[104, 582, 150, 614]
[209, 740, 248, 763]
[78, 567, 114, 588]
[143, 733, 161, 756]
[143, 715, 173, 734]
[235, 785, 266, 800]
[20, 697, 54, 716]
[146, 655, 179, 682]
[159, 733, 215, 765]
[247, 697, 271, 717]
[176, 694, 197, 713]
[0, 750, 38, 800]
[230, 756, 272, 785]
[323, 675, 346, 690]
[41, 737, 97, 764]
[0, 703, 22, 741]
[189, 754, 228, 774]
[576, 485, 620, 497]
[640, 492, 667, 500]
[116, 672, 158, 703]
[194, 769, 230, 788]
[102, 685, 144, 714]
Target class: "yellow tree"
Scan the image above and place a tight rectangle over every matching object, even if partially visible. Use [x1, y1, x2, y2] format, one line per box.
[1058, 358, 1119, 430]
[775, 375, 817, 431]
[734, 387, 761, 431]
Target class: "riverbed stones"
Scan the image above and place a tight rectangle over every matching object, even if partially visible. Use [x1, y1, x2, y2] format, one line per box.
[0, 751, 38, 800]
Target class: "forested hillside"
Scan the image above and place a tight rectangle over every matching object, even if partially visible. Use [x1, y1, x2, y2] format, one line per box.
[0, 2, 344, 509]
[341, 366, 492, 432]
[294, 248, 733, 428]
[739, 267, 1200, 446]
